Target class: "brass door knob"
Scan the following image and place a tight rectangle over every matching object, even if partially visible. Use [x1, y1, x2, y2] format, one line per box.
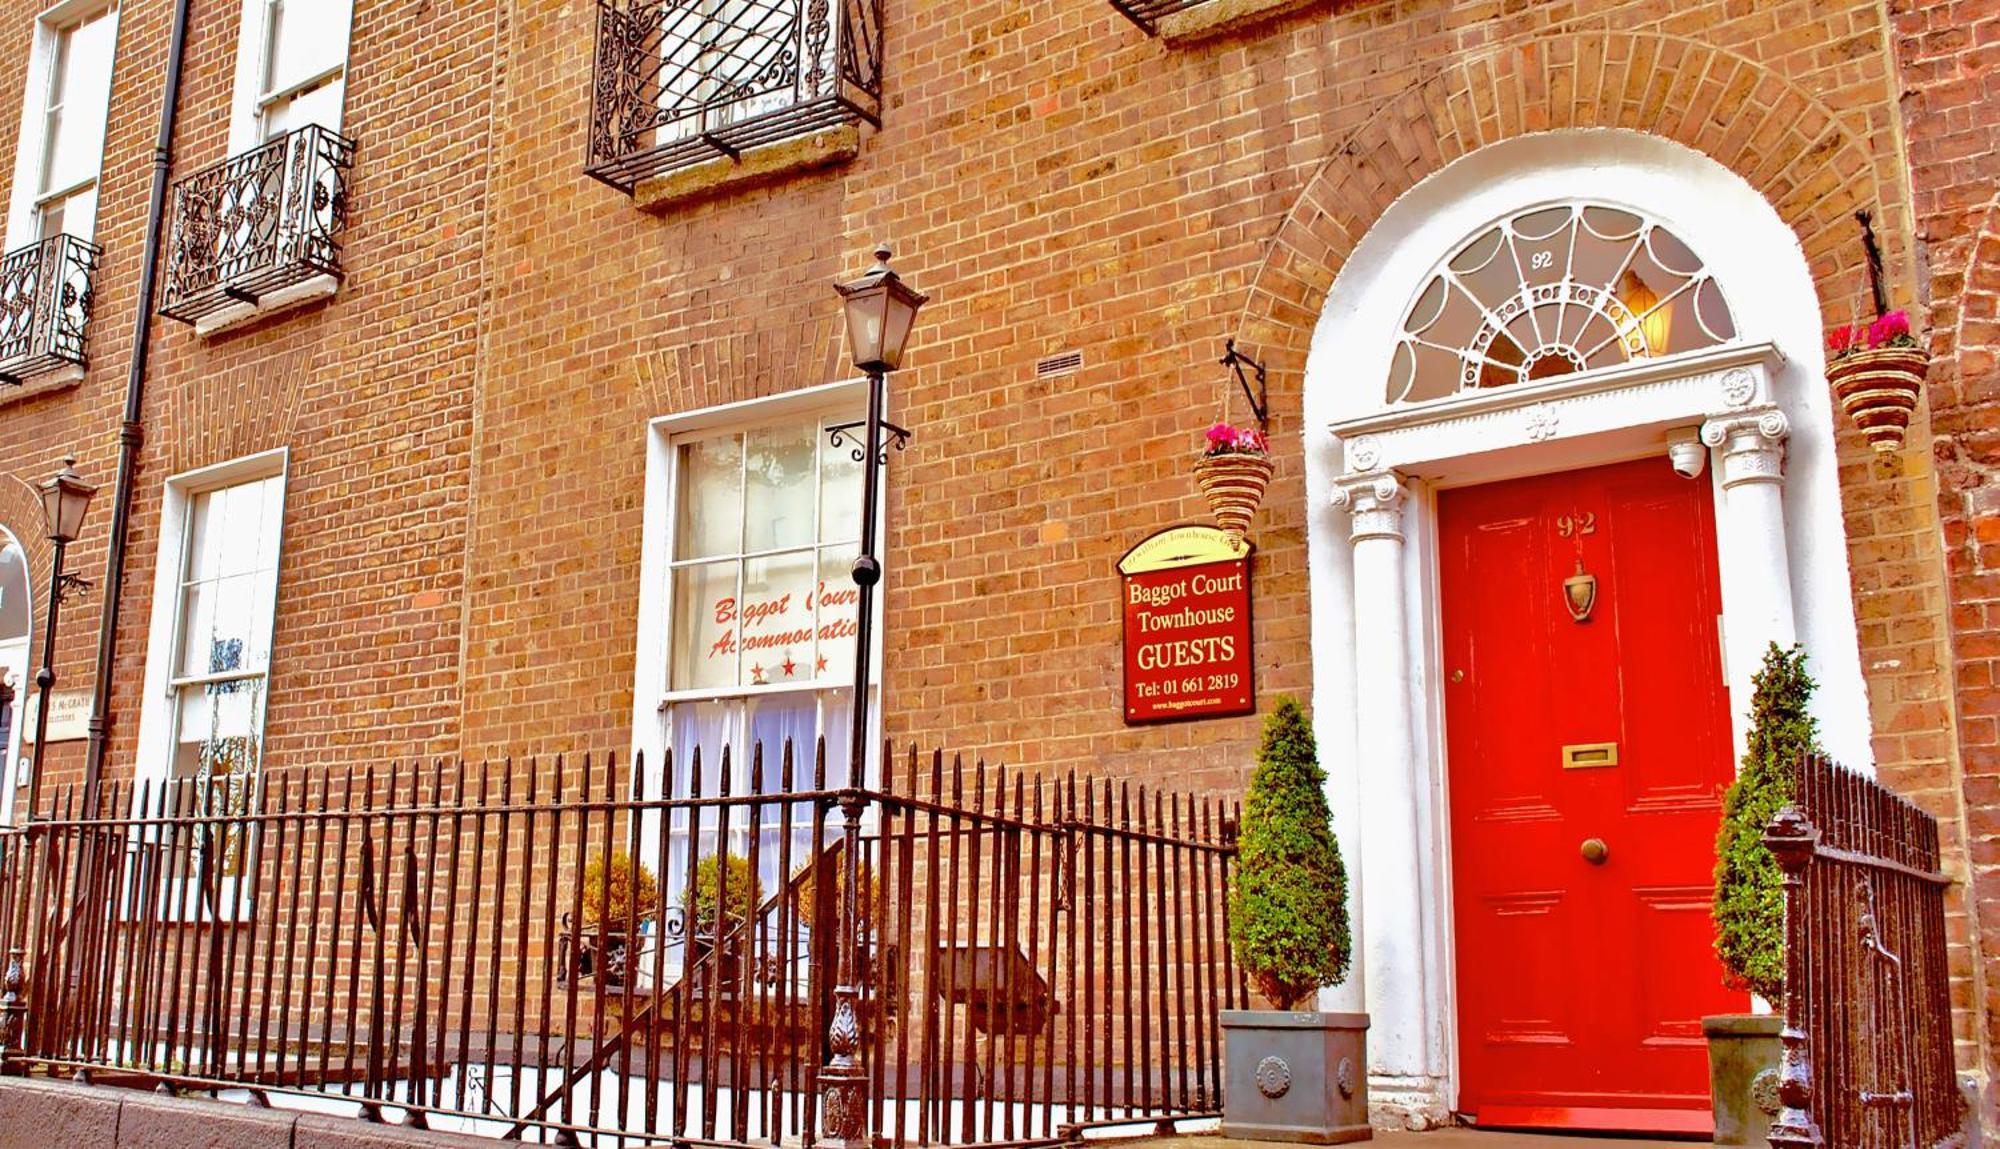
[1580, 838, 1609, 865]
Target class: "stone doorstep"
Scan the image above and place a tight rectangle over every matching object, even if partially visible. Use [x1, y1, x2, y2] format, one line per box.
[0, 1076, 503, 1149]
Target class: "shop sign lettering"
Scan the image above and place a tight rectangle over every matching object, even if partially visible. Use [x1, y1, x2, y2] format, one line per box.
[1118, 526, 1254, 724]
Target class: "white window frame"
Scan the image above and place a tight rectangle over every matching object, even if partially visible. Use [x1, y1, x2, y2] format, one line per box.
[6, 0, 120, 250]
[632, 380, 887, 988]
[226, 0, 351, 154]
[134, 449, 289, 791]
[633, 378, 886, 796]
[130, 450, 288, 921]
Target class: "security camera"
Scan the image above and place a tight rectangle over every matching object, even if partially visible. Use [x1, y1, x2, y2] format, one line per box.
[1666, 429, 1707, 480]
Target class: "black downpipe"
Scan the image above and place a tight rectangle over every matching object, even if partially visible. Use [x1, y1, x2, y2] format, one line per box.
[82, 0, 195, 812]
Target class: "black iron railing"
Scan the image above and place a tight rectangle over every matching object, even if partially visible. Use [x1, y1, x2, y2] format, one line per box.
[160, 124, 356, 326]
[587, 0, 885, 194]
[1108, 0, 1218, 35]
[0, 234, 99, 384]
[1765, 754, 1963, 1148]
[0, 743, 1242, 1146]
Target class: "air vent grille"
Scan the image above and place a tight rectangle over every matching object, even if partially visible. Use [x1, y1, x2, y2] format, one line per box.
[1035, 350, 1083, 379]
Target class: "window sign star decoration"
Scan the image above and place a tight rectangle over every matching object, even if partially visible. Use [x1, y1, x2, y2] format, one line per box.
[750, 663, 767, 685]
[815, 654, 828, 674]
[781, 656, 798, 678]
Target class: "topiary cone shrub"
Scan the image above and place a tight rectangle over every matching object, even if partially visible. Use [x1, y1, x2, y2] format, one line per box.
[1227, 695, 1352, 1010]
[1712, 642, 1820, 1003]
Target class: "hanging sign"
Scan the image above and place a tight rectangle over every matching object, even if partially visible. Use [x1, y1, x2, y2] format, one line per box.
[1118, 525, 1254, 724]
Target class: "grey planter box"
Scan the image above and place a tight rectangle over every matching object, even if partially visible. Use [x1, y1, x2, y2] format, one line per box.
[1704, 1013, 1782, 1147]
[1220, 1009, 1371, 1143]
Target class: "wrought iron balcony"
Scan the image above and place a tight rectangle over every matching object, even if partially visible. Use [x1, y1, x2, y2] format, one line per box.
[587, 0, 885, 194]
[0, 233, 99, 385]
[160, 123, 356, 327]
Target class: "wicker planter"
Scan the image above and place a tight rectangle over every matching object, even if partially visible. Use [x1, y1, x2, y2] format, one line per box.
[1829, 346, 1928, 453]
[1194, 452, 1276, 544]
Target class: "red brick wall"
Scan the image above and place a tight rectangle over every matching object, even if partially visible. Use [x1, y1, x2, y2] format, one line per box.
[0, 0, 1983, 1104]
[1890, 0, 2000, 1119]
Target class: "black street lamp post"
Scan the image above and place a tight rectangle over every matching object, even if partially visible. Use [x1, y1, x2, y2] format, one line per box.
[26, 456, 95, 821]
[819, 246, 925, 1149]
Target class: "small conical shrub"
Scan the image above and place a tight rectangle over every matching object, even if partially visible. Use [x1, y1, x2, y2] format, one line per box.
[1228, 695, 1351, 1010]
[1712, 642, 1819, 1003]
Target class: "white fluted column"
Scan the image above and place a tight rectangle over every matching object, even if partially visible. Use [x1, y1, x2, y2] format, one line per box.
[1702, 408, 1797, 704]
[1330, 472, 1431, 1086]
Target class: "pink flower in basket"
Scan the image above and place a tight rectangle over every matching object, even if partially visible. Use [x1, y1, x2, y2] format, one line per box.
[1203, 422, 1270, 458]
[1866, 309, 1915, 350]
[1825, 324, 1859, 359]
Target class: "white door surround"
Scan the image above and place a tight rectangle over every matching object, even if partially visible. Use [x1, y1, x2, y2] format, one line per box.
[1300, 130, 1873, 1129]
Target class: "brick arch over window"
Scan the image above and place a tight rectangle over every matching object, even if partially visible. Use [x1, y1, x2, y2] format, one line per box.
[1229, 31, 1903, 366]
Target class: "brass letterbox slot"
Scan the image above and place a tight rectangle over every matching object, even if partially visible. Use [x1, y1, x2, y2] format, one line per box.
[1562, 742, 1619, 769]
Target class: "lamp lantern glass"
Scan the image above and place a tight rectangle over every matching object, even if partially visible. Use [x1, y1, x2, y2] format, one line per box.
[835, 245, 929, 374]
[38, 455, 95, 546]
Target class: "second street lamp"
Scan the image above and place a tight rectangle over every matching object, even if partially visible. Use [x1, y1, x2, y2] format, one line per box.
[27, 456, 95, 820]
[818, 245, 925, 1149]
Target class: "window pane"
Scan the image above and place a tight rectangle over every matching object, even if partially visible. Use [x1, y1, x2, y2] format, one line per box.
[176, 582, 215, 678]
[818, 688, 858, 789]
[43, 8, 115, 197]
[670, 560, 738, 691]
[264, 0, 350, 97]
[814, 546, 858, 683]
[675, 434, 741, 560]
[818, 421, 864, 543]
[38, 184, 96, 241]
[186, 489, 224, 582]
[262, 72, 343, 139]
[669, 698, 737, 798]
[743, 423, 816, 552]
[738, 550, 814, 688]
[746, 691, 816, 785]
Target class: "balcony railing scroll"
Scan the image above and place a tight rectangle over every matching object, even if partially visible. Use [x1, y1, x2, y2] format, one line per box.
[160, 123, 356, 326]
[0, 233, 99, 384]
[587, 0, 885, 194]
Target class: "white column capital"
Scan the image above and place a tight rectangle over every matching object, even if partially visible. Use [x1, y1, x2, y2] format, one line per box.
[1701, 407, 1789, 489]
[1332, 472, 1409, 542]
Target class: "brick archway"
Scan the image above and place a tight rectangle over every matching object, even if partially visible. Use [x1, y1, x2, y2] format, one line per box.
[1229, 30, 1901, 368]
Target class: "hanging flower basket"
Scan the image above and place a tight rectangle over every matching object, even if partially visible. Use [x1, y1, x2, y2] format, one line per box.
[1826, 311, 1928, 454]
[1194, 423, 1274, 545]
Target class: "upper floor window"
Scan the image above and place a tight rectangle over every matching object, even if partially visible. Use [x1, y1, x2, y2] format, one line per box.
[0, 3, 112, 385]
[160, 0, 356, 335]
[1388, 202, 1736, 405]
[234, 0, 351, 150]
[586, 0, 885, 196]
[7, 2, 117, 247]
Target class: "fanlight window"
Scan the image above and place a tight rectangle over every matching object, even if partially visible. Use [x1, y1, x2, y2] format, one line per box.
[1388, 203, 1736, 405]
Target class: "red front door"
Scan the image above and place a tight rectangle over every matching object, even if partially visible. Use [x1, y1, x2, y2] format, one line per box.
[1439, 457, 1744, 1134]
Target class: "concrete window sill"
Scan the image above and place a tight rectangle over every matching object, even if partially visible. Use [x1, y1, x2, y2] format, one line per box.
[1155, 0, 1332, 45]
[0, 364, 84, 407]
[633, 124, 861, 214]
[193, 273, 340, 339]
